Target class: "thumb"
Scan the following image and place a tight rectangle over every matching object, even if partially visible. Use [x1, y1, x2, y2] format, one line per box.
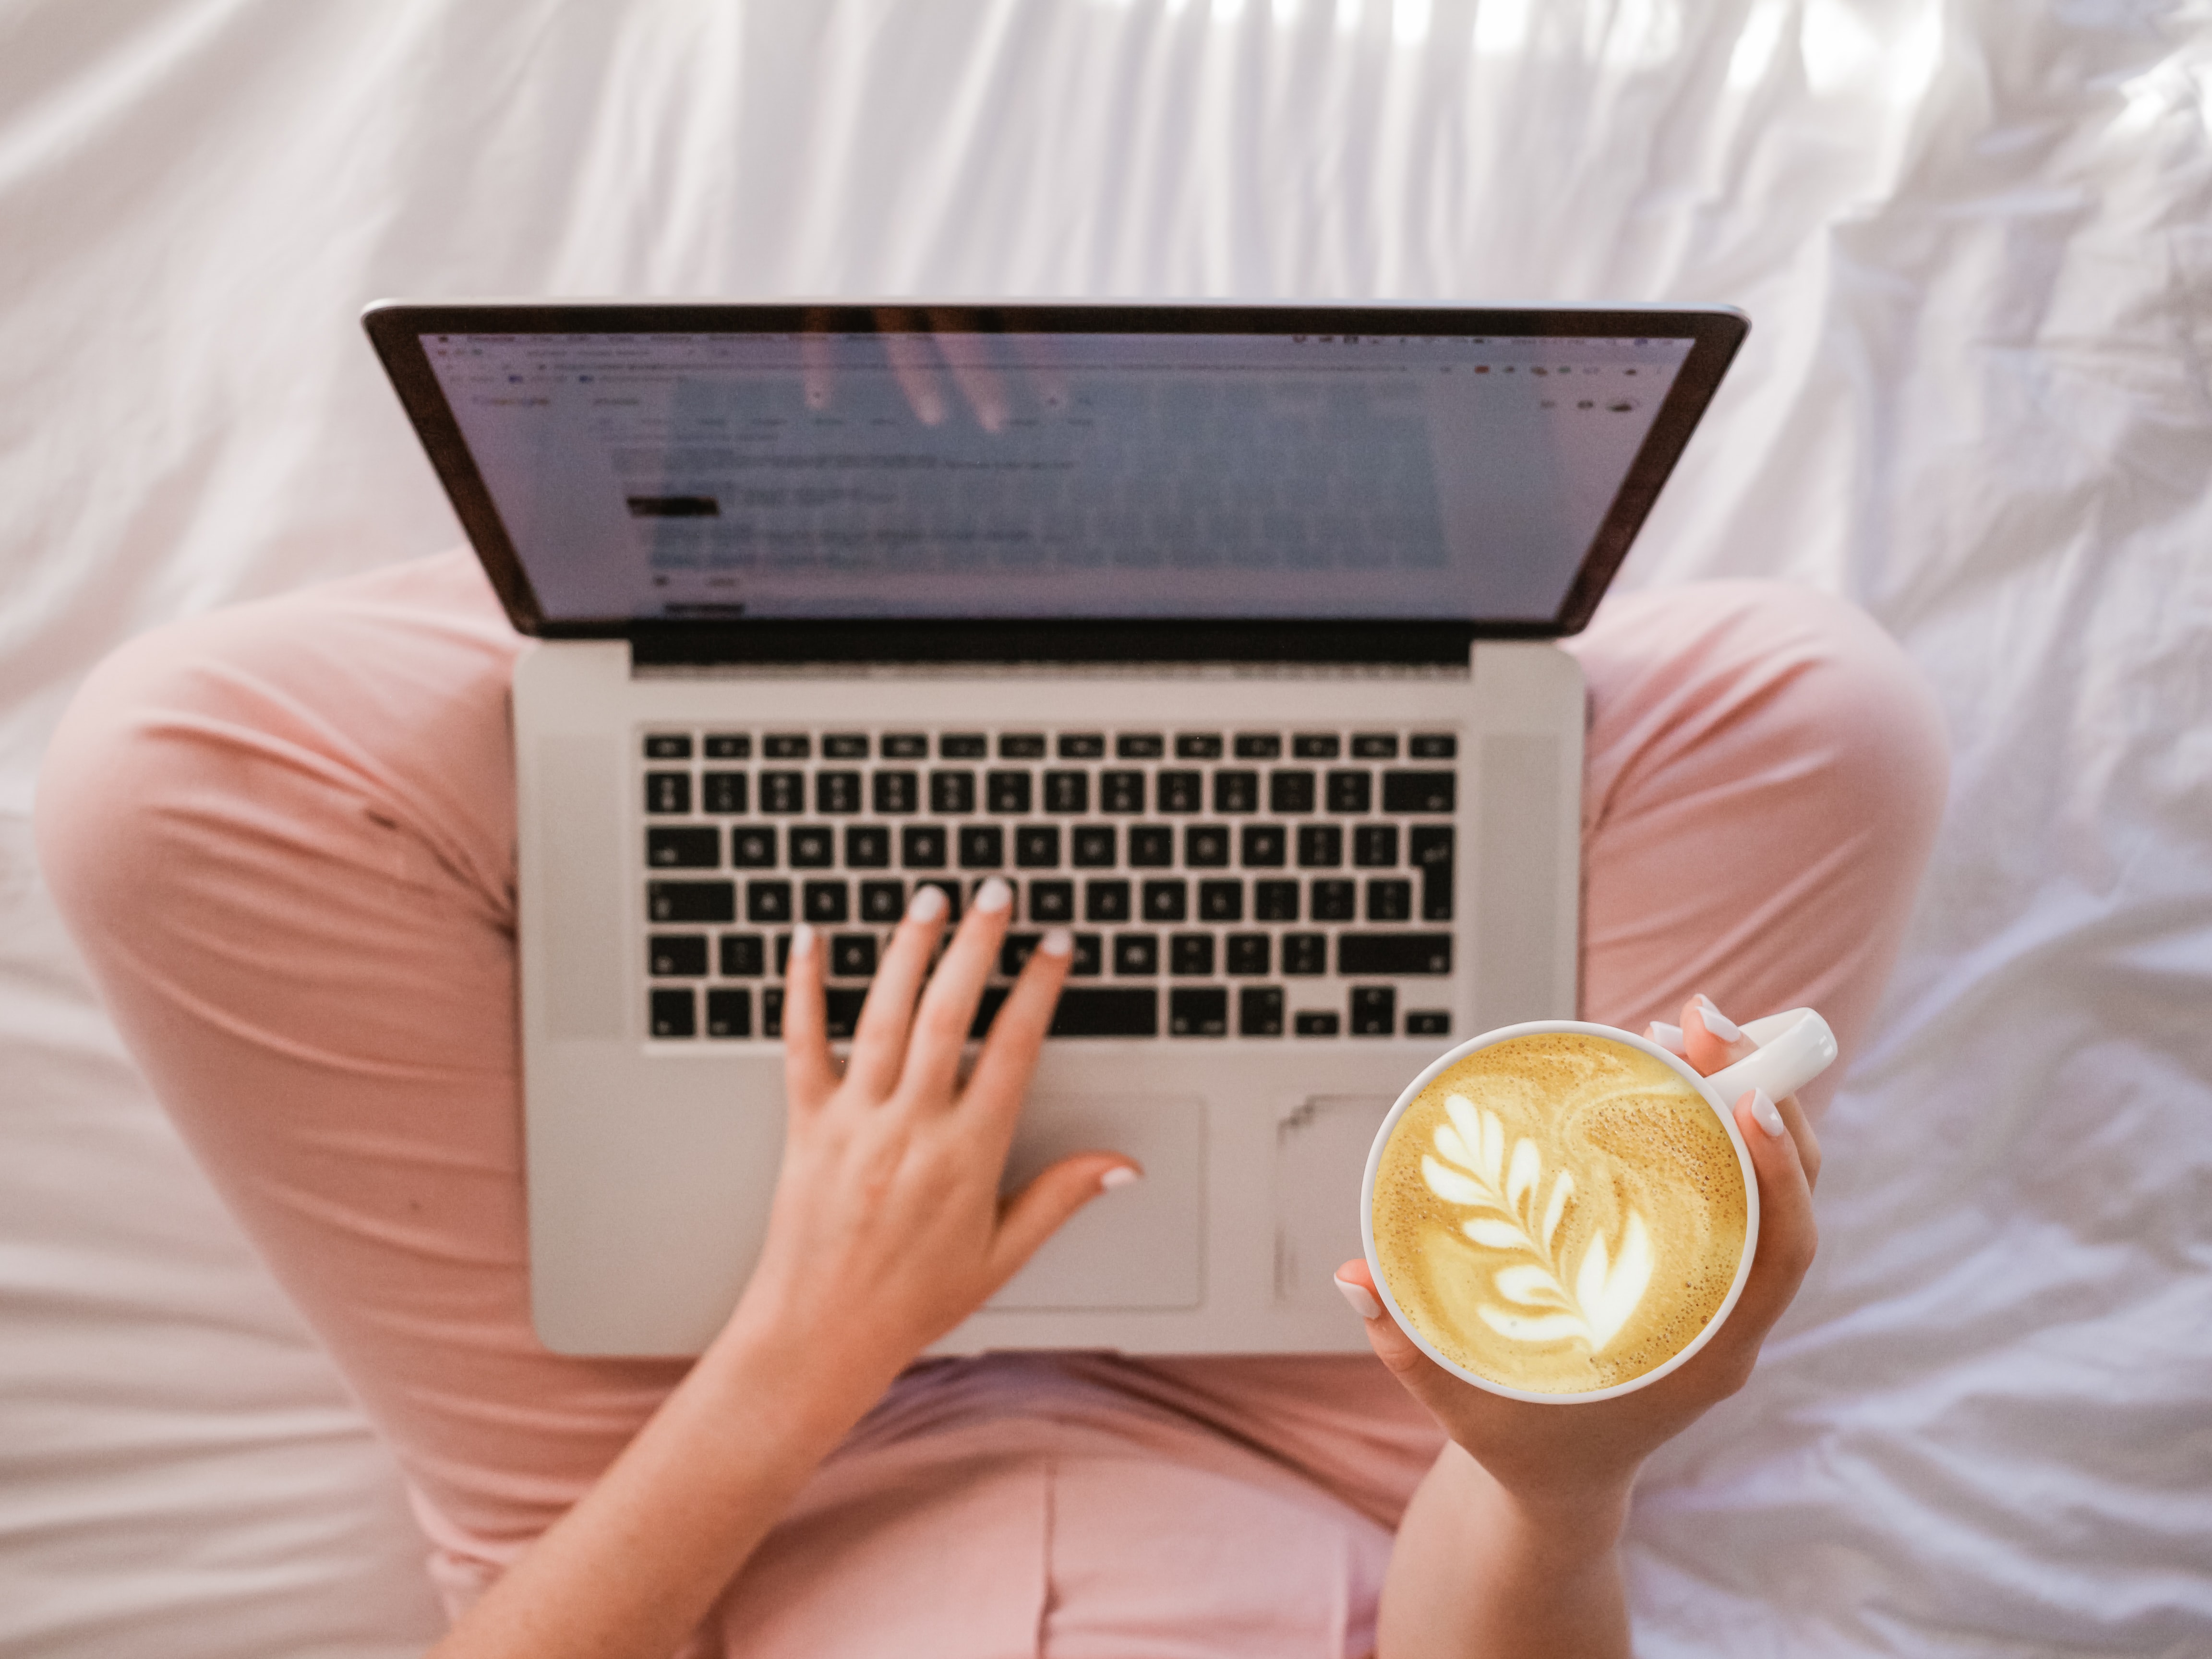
[1334, 1258, 1473, 1419]
[986, 1154, 1141, 1286]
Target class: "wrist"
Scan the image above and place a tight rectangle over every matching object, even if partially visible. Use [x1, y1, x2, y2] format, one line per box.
[1448, 1443, 1634, 1558]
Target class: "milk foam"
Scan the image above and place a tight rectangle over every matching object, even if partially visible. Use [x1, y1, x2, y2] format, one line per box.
[1373, 1033, 1748, 1395]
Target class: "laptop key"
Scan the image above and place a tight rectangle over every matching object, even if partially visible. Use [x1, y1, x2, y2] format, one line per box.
[1169, 934, 1214, 975]
[845, 825, 891, 868]
[789, 826, 834, 868]
[1351, 986, 1396, 1036]
[1283, 933, 1327, 975]
[823, 733, 869, 760]
[1411, 825, 1454, 921]
[999, 733, 1047, 759]
[914, 878, 962, 921]
[1234, 733, 1281, 759]
[648, 827, 720, 868]
[1367, 878, 1413, 922]
[1070, 934, 1103, 976]
[649, 987, 697, 1037]
[1175, 733, 1223, 759]
[817, 771, 862, 814]
[930, 771, 976, 814]
[1000, 933, 1043, 975]
[1141, 879, 1188, 922]
[1156, 770, 1203, 812]
[1239, 986, 1285, 1036]
[803, 881, 849, 924]
[1214, 770, 1259, 813]
[648, 880, 734, 924]
[1353, 824, 1399, 867]
[1198, 879, 1243, 922]
[1169, 987, 1228, 1037]
[648, 935, 708, 976]
[762, 988, 784, 1038]
[858, 880, 905, 923]
[720, 934, 766, 976]
[1269, 770, 1316, 813]
[703, 772, 748, 814]
[1184, 825, 1230, 867]
[1294, 1010, 1340, 1037]
[1337, 933, 1454, 975]
[644, 772, 691, 815]
[760, 770, 805, 813]
[704, 734, 751, 760]
[1049, 987, 1158, 1037]
[882, 734, 928, 760]
[764, 734, 810, 759]
[987, 771, 1033, 813]
[824, 988, 869, 1040]
[1114, 934, 1159, 976]
[1129, 825, 1174, 866]
[1254, 880, 1299, 922]
[1117, 733, 1165, 759]
[732, 827, 776, 868]
[1409, 733, 1457, 759]
[1225, 933, 1271, 975]
[1406, 1010, 1452, 1037]
[1297, 824, 1342, 867]
[969, 986, 1011, 1040]
[1382, 771, 1456, 813]
[746, 880, 793, 924]
[1100, 770, 1145, 813]
[902, 825, 948, 868]
[1058, 733, 1106, 759]
[1352, 733, 1399, 759]
[705, 987, 751, 1039]
[1311, 879, 1357, 922]
[1072, 826, 1117, 867]
[1044, 771, 1090, 814]
[1240, 825, 1286, 867]
[643, 734, 692, 760]
[874, 772, 919, 814]
[1015, 825, 1061, 867]
[941, 734, 987, 759]
[830, 933, 876, 977]
[1086, 880, 1131, 923]
[1027, 880, 1075, 923]
[1324, 770, 1371, 813]
[959, 826, 1004, 869]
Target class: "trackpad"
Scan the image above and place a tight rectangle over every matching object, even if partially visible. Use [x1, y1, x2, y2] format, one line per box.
[986, 1095, 1204, 1310]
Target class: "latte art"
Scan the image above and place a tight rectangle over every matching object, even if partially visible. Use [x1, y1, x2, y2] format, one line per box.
[1372, 1032, 1748, 1395]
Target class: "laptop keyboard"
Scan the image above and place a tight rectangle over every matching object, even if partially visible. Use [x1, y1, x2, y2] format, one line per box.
[637, 727, 1459, 1044]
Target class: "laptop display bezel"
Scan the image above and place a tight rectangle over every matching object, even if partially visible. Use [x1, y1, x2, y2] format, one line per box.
[363, 301, 1747, 663]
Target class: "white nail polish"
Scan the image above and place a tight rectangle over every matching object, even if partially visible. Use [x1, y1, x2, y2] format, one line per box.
[1696, 996, 1743, 1043]
[1334, 1275, 1384, 1321]
[1646, 1021, 1687, 1057]
[789, 922, 815, 959]
[974, 877, 1012, 914]
[1100, 1166, 1141, 1191]
[1750, 1088, 1787, 1139]
[908, 884, 948, 922]
[1040, 927, 1074, 958]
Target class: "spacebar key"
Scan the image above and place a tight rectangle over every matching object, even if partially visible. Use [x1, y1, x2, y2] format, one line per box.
[1049, 987, 1159, 1037]
[1337, 934, 1454, 975]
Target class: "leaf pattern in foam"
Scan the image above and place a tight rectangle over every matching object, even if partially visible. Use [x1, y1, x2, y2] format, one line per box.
[1419, 1093, 1655, 1356]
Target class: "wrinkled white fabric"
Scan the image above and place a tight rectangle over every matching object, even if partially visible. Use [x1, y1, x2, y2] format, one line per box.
[1, 2, 2208, 1656]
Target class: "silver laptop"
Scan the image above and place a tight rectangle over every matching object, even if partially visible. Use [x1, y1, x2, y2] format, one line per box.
[364, 301, 1746, 1357]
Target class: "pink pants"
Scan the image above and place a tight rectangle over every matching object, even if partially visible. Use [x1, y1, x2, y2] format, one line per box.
[36, 554, 1947, 1657]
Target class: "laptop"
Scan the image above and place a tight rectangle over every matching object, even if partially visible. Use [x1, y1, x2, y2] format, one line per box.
[363, 301, 1747, 1357]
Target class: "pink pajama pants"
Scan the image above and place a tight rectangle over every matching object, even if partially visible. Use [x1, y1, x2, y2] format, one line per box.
[35, 553, 1947, 1657]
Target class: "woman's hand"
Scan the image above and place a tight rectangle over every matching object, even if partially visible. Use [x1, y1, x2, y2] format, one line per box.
[729, 878, 1136, 1410]
[1337, 993, 1822, 1512]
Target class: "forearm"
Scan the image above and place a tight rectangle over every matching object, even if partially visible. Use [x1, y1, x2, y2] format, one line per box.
[427, 1301, 892, 1659]
[1378, 1444, 1631, 1659]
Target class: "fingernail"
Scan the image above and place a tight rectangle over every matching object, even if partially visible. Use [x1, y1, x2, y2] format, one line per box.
[1334, 1274, 1384, 1321]
[1749, 1088, 1787, 1139]
[1039, 927, 1074, 958]
[1646, 1021, 1687, 1057]
[1695, 996, 1743, 1043]
[1100, 1166, 1141, 1191]
[908, 884, 948, 922]
[789, 922, 816, 960]
[974, 877, 1012, 914]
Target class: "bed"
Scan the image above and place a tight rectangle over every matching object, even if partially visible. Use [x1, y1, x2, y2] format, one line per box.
[4, 1, 2208, 1653]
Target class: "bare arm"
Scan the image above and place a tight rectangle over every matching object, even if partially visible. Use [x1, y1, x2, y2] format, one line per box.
[1341, 998, 1824, 1658]
[429, 883, 1129, 1659]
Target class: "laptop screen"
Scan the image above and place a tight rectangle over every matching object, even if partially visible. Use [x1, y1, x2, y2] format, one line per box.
[366, 304, 1745, 656]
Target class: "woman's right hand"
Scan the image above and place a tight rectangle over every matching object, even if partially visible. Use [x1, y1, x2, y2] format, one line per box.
[725, 878, 1137, 1410]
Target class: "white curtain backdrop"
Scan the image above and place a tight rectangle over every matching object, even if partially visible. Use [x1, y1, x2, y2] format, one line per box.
[3, 2, 2209, 1654]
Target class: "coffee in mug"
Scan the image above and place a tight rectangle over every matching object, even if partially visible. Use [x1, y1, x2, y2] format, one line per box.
[1362, 1012, 1835, 1403]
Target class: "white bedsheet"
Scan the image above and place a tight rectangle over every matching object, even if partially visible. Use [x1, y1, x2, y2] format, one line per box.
[3, 2, 2208, 1654]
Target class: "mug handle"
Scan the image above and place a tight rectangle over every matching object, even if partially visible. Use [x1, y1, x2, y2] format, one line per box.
[1703, 1009, 1839, 1106]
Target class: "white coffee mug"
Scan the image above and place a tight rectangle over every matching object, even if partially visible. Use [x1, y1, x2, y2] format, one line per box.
[1359, 1008, 1837, 1404]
